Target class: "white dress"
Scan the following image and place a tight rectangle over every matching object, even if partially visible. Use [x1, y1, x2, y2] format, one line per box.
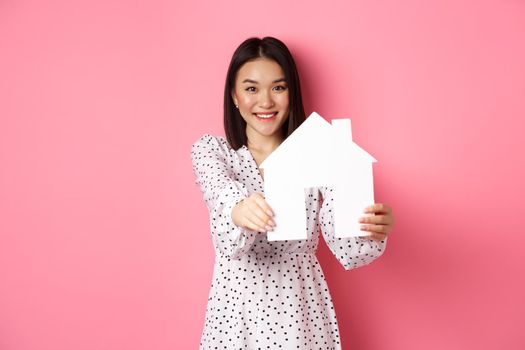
[191, 134, 388, 350]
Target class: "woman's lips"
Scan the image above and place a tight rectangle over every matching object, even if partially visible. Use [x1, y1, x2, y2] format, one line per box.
[253, 112, 277, 121]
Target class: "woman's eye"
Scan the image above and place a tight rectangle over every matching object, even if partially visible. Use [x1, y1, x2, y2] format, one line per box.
[245, 87, 256, 92]
[274, 85, 287, 91]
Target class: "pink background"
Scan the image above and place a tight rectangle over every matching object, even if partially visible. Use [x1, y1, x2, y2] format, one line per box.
[1, 0, 524, 349]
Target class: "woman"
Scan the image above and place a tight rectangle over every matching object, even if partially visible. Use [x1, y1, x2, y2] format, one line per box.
[191, 36, 394, 349]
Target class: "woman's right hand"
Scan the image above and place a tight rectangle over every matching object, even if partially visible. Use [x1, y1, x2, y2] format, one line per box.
[231, 193, 276, 233]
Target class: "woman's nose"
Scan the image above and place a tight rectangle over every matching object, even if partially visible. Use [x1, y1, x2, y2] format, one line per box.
[259, 91, 275, 108]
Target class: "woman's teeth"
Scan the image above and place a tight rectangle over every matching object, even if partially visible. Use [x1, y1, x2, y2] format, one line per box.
[254, 112, 277, 119]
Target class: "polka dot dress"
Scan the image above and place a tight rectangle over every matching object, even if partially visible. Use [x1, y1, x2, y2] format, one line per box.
[191, 134, 388, 349]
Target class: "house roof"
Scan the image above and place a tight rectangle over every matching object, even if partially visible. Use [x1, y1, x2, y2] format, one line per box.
[260, 111, 376, 170]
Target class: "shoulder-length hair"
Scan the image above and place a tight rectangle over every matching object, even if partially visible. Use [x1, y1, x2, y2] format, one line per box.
[224, 36, 306, 150]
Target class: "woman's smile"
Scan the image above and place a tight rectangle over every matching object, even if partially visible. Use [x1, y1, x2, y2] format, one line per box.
[253, 112, 278, 121]
[231, 57, 290, 142]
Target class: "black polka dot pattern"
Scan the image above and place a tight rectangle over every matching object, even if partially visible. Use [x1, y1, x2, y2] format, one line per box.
[191, 134, 388, 349]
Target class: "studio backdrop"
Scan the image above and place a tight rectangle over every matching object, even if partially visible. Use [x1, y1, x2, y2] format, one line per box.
[1, 0, 524, 349]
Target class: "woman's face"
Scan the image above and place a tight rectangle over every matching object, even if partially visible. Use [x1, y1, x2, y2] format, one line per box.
[231, 58, 290, 141]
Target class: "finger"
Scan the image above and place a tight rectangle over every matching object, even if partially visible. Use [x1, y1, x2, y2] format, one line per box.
[360, 232, 387, 242]
[246, 199, 274, 227]
[359, 214, 392, 225]
[243, 217, 267, 233]
[252, 194, 274, 217]
[246, 209, 268, 231]
[253, 212, 274, 231]
[363, 203, 390, 214]
[364, 203, 392, 214]
[360, 224, 390, 235]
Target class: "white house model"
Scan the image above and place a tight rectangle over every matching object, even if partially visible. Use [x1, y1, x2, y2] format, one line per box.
[259, 111, 377, 241]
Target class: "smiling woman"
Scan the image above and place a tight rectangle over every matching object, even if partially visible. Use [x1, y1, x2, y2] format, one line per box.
[232, 58, 290, 151]
[191, 36, 394, 349]
[223, 37, 306, 152]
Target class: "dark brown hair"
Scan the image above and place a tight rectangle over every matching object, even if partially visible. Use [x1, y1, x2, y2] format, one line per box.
[224, 36, 306, 150]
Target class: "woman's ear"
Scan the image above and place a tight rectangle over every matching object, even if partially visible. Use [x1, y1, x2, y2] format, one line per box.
[231, 90, 239, 108]
[231, 90, 237, 105]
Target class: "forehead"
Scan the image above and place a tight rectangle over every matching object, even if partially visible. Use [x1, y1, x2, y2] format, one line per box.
[236, 58, 285, 83]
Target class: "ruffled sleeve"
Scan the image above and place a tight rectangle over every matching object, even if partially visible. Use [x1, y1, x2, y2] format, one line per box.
[191, 134, 257, 259]
[318, 186, 387, 270]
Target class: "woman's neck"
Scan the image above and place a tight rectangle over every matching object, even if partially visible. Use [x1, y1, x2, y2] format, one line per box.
[246, 132, 283, 155]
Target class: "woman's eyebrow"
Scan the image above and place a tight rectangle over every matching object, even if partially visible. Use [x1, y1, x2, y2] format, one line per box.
[242, 78, 286, 84]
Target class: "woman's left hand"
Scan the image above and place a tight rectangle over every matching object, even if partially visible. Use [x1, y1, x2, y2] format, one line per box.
[358, 203, 395, 242]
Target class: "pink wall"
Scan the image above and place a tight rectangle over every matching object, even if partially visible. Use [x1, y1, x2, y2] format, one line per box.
[1, 0, 524, 349]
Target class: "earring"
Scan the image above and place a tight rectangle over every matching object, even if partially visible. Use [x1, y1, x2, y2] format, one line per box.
[235, 104, 239, 109]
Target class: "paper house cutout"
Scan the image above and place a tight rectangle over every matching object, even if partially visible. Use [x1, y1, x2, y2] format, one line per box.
[259, 111, 377, 241]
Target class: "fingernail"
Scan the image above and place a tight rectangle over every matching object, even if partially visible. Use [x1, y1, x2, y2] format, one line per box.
[265, 225, 273, 231]
[266, 210, 273, 216]
[268, 219, 275, 227]
[358, 217, 365, 223]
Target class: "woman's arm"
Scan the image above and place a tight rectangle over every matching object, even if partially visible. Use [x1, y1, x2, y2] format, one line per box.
[191, 134, 257, 259]
[318, 186, 388, 270]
